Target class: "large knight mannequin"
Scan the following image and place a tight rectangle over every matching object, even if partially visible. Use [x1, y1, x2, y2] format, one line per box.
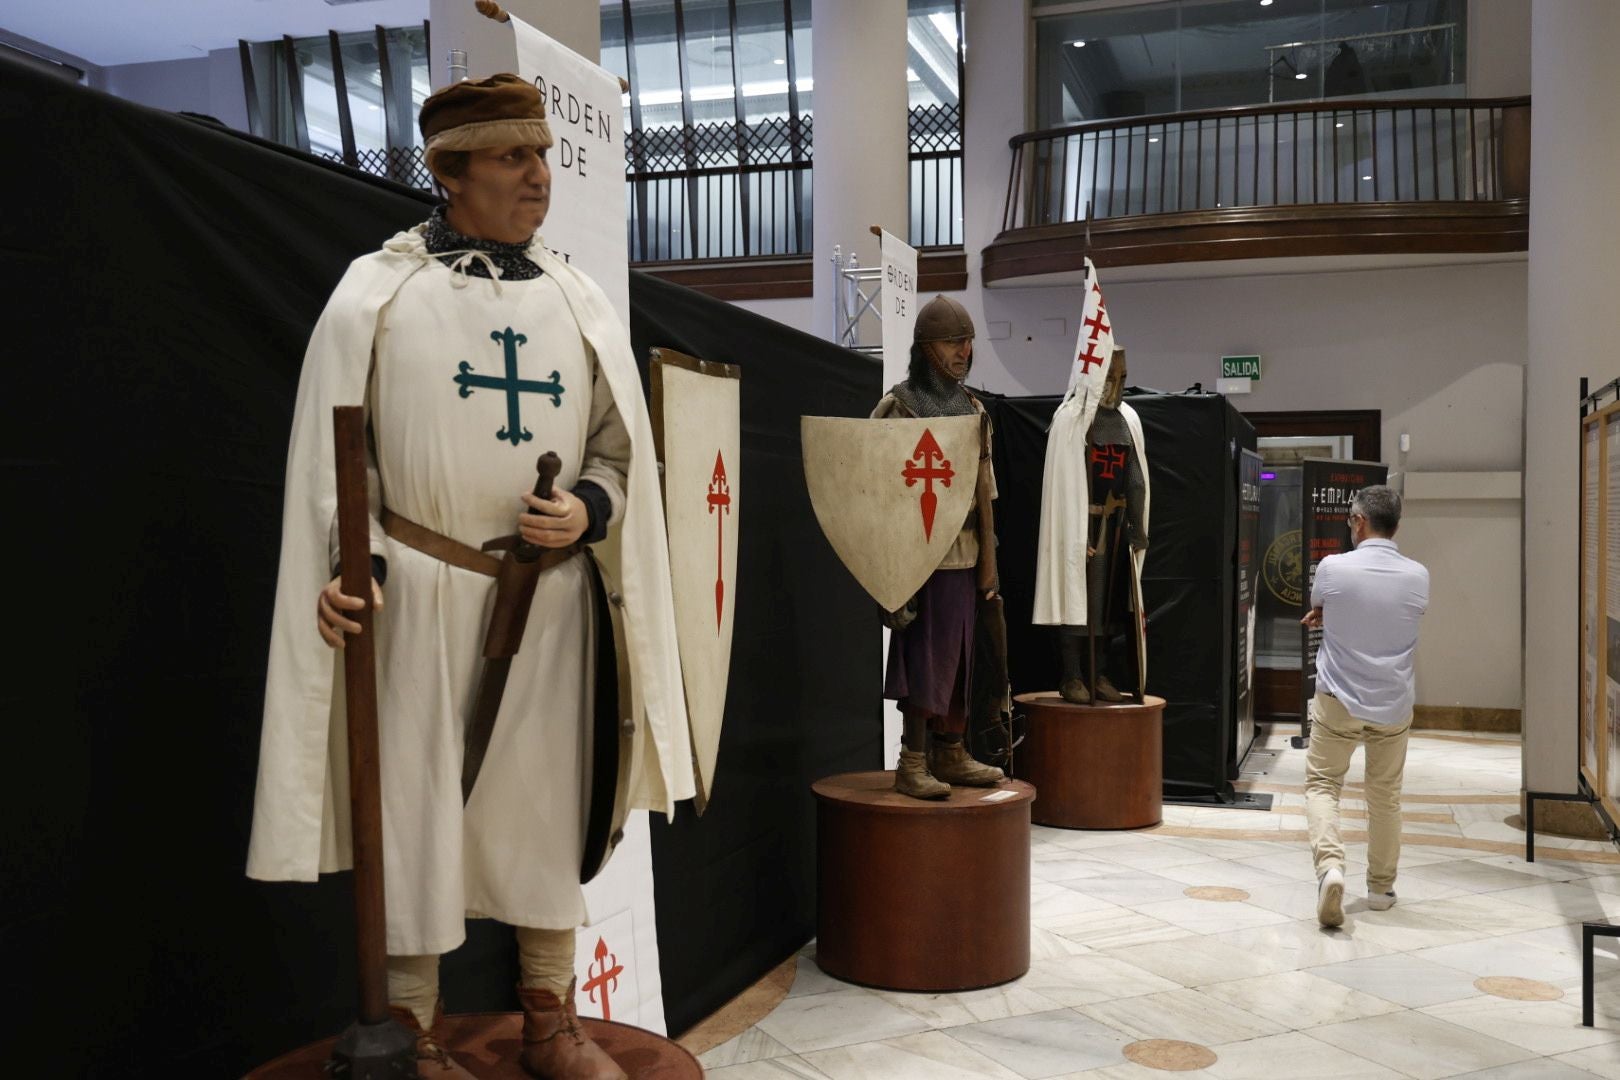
[873, 296, 1007, 798]
[1034, 346, 1151, 703]
[247, 76, 692, 1080]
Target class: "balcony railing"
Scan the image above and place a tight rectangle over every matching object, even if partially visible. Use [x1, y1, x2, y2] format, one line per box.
[1001, 96, 1530, 232]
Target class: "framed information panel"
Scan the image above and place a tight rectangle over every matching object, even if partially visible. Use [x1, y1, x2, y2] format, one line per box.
[1581, 414, 1602, 795]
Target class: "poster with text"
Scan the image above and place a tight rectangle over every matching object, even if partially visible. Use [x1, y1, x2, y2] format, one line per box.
[1583, 418, 1601, 788]
[1605, 414, 1620, 810]
[879, 229, 919, 391]
[512, 18, 630, 327]
[1299, 458, 1389, 732]
[1236, 450, 1262, 742]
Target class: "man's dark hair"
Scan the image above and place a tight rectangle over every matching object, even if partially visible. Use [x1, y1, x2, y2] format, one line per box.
[1351, 484, 1401, 536]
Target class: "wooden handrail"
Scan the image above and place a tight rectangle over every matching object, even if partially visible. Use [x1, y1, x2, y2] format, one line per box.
[1009, 95, 1531, 149]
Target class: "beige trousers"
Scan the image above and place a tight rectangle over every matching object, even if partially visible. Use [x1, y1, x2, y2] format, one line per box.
[1304, 692, 1412, 892]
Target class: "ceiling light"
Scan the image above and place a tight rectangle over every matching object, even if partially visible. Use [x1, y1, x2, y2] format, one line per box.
[1072, 40, 1086, 48]
[1335, 122, 1344, 128]
[1362, 174, 1372, 180]
[1295, 71, 1308, 80]
[1260, 0, 1274, 5]
[773, 58, 784, 65]
[1149, 136, 1159, 143]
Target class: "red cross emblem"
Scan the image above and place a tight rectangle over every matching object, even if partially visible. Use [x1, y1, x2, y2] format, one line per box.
[901, 428, 954, 542]
[1091, 445, 1127, 479]
[582, 936, 624, 1022]
[707, 450, 731, 632]
[1077, 338, 1107, 374]
[1083, 308, 1111, 339]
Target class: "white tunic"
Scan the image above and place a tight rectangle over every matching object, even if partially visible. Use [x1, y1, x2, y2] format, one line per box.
[247, 229, 695, 957]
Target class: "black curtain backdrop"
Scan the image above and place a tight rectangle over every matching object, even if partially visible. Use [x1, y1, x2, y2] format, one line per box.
[0, 58, 876, 1077]
[978, 390, 1258, 799]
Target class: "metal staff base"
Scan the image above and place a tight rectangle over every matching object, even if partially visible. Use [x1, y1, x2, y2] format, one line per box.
[246, 1012, 702, 1079]
[812, 771, 1033, 992]
[1013, 693, 1166, 830]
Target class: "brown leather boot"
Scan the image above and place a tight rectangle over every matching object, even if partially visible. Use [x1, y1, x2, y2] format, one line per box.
[928, 739, 1005, 786]
[517, 979, 627, 1080]
[388, 1003, 478, 1079]
[894, 747, 950, 799]
[1059, 677, 1091, 704]
[1093, 674, 1125, 703]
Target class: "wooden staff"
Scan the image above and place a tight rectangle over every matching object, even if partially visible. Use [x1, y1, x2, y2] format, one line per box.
[329, 406, 415, 1075]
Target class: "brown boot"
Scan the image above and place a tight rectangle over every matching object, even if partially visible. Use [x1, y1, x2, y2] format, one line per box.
[1059, 677, 1091, 704]
[928, 739, 1005, 787]
[388, 1003, 478, 1079]
[1093, 674, 1125, 703]
[894, 748, 950, 799]
[517, 979, 627, 1080]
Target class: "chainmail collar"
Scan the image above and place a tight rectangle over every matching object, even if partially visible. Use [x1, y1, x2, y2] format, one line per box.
[889, 362, 974, 418]
[421, 205, 544, 281]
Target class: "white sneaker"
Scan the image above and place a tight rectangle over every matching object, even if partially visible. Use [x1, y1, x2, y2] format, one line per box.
[1367, 890, 1397, 911]
[1317, 867, 1345, 928]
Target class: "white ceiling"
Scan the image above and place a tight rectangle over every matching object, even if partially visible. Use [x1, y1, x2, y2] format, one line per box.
[1, 0, 430, 67]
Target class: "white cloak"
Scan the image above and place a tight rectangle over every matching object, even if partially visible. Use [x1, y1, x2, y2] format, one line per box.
[247, 227, 694, 916]
[1032, 398, 1151, 654]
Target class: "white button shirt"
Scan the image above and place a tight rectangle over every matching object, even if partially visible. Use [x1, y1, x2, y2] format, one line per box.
[1311, 537, 1430, 725]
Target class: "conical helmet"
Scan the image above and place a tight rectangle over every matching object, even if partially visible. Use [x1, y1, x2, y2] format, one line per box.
[914, 294, 975, 343]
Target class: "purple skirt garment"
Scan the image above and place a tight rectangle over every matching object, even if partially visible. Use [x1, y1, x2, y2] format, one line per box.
[884, 567, 976, 722]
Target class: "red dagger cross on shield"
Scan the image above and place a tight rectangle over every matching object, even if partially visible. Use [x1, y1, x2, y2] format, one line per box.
[707, 450, 731, 631]
[581, 936, 624, 1022]
[902, 429, 955, 542]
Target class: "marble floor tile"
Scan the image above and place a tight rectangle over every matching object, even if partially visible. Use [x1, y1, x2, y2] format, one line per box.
[872, 981, 1065, 1029]
[1079, 987, 1287, 1045]
[787, 955, 848, 999]
[1155, 836, 1290, 860]
[1202, 1030, 1403, 1079]
[1553, 1045, 1620, 1078]
[1153, 858, 1291, 890]
[1033, 851, 1143, 885]
[1421, 995, 1620, 1056]
[801, 1029, 1028, 1080]
[1306, 952, 1484, 1008]
[705, 1056, 834, 1079]
[1198, 969, 1404, 1029]
[1128, 896, 1294, 935]
[1345, 904, 1505, 952]
[1403, 859, 1564, 895]
[1051, 1062, 1215, 1080]
[1306, 1010, 1538, 1079]
[700, 1028, 796, 1068]
[1079, 841, 1227, 872]
[1209, 918, 1395, 970]
[1411, 937, 1586, 984]
[1045, 829, 1160, 853]
[1104, 936, 1300, 988]
[1403, 892, 1577, 935]
[1582, 874, 1620, 897]
[1029, 924, 1097, 961]
[1021, 953, 1183, 1008]
[945, 1008, 1137, 1079]
[753, 987, 931, 1054]
[1491, 882, 1620, 923]
[1042, 908, 1195, 951]
[1448, 1061, 1620, 1080]
[1239, 880, 1329, 921]
[1230, 850, 1319, 879]
[1030, 880, 1126, 923]
[1062, 871, 1198, 908]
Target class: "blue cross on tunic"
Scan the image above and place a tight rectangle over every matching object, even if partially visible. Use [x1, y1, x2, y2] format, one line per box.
[453, 327, 565, 446]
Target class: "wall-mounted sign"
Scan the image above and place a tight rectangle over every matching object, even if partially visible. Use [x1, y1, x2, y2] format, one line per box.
[1221, 354, 1262, 380]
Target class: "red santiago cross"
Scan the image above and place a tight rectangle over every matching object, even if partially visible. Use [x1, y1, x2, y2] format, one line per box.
[1077, 338, 1107, 374]
[582, 936, 624, 1021]
[707, 450, 731, 632]
[1091, 445, 1127, 479]
[901, 429, 954, 542]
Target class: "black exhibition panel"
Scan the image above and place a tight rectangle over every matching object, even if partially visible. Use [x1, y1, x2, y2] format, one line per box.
[978, 390, 1258, 800]
[0, 56, 876, 1077]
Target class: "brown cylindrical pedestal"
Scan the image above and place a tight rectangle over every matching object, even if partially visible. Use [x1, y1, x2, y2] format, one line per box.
[246, 1012, 702, 1079]
[813, 771, 1033, 992]
[1014, 693, 1165, 830]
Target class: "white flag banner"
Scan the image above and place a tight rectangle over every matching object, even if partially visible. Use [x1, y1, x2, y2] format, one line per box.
[1063, 256, 1115, 403]
[879, 228, 919, 389]
[509, 19, 662, 1032]
[511, 17, 630, 327]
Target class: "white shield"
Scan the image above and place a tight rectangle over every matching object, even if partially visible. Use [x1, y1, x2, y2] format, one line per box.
[651, 350, 740, 814]
[802, 415, 982, 613]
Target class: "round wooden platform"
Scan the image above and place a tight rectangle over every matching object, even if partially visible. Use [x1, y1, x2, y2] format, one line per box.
[812, 770, 1034, 992]
[246, 1011, 702, 1079]
[1013, 693, 1165, 830]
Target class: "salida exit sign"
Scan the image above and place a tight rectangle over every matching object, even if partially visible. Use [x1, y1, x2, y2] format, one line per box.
[1221, 354, 1262, 380]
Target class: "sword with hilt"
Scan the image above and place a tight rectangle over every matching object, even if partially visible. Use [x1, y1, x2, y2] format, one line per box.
[461, 451, 564, 803]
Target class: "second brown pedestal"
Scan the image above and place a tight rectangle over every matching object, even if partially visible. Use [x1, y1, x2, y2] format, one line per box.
[1014, 693, 1165, 830]
[813, 771, 1033, 992]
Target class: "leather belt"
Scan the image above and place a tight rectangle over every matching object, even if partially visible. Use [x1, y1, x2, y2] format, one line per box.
[381, 508, 577, 577]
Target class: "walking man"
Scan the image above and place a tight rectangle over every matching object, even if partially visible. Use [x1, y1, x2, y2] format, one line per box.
[1301, 485, 1429, 928]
